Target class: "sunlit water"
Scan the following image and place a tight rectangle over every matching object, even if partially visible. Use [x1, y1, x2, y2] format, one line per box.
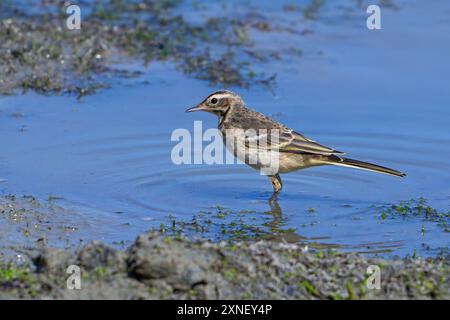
[0, 0, 449, 257]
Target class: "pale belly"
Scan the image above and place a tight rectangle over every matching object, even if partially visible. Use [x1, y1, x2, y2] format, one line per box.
[220, 129, 323, 175]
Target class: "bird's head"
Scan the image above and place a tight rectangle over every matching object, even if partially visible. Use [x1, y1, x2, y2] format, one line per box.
[186, 90, 243, 116]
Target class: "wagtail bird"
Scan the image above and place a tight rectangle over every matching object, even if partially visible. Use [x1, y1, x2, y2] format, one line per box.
[186, 90, 405, 195]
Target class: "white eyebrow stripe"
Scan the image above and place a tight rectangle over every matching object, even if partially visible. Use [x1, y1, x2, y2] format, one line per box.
[210, 94, 233, 100]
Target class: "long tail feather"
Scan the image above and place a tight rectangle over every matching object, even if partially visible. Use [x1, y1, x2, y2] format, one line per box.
[325, 156, 406, 177]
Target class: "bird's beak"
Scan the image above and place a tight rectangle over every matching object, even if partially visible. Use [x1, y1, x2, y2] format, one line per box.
[185, 104, 204, 113]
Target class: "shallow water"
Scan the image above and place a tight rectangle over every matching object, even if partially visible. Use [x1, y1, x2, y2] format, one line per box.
[1, 0, 449, 257]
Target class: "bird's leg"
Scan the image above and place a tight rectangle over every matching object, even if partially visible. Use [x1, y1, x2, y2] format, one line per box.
[268, 174, 282, 196]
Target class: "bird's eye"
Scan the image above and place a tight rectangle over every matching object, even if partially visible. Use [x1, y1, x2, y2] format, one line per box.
[211, 98, 218, 104]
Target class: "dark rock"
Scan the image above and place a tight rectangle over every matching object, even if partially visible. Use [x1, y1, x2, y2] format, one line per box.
[33, 248, 73, 276]
[77, 241, 126, 273]
[127, 234, 215, 291]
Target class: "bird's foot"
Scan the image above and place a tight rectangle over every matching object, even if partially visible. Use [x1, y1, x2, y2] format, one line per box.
[268, 174, 282, 195]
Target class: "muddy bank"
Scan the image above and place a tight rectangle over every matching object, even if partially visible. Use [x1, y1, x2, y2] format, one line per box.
[0, 195, 449, 299]
[0, 195, 99, 262]
[0, 230, 448, 299]
[0, 0, 285, 97]
[0, 0, 402, 97]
